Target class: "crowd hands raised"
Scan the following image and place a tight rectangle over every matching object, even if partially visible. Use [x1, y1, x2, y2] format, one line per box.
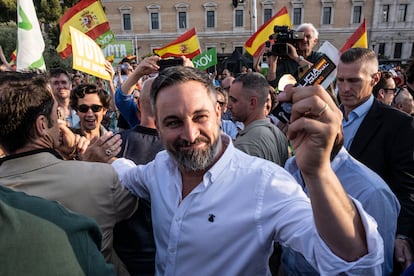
[0, 29, 414, 275]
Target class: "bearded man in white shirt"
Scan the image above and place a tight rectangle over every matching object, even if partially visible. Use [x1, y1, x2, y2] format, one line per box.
[111, 66, 383, 275]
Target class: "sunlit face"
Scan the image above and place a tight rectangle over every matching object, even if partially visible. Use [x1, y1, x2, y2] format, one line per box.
[401, 95, 414, 115]
[379, 78, 397, 105]
[296, 27, 318, 56]
[216, 92, 227, 114]
[337, 61, 378, 115]
[50, 74, 72, 101]
[155, 81, 222, 171]
[44, 100, 62, 149]
[227, 81, 251, 123]
[396, 89, 414, 115]
[76, 93, 107, 133]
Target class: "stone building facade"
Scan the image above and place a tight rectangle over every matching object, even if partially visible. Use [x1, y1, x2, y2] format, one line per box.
[101, 0, 413, 65]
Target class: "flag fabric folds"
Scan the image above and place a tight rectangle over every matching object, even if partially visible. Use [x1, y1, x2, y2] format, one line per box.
[57, 0, 114, 58]
[153, 28, 201, 59]
[193, 48, 217, 70]
[244, 6, 292, 57]
[340, 19, 368, 53]
[16, 0, 46, 71]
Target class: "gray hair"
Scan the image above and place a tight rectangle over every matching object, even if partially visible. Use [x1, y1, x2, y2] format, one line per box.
[297, 23, 319, 39]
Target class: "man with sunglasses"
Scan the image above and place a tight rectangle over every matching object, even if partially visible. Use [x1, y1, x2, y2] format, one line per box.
[372, 71, 397, 105]
[70, 84, 111, 141]
[337, 48, 414, 274]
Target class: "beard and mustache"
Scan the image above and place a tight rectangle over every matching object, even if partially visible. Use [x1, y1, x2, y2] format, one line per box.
[167, 130, 221, 172]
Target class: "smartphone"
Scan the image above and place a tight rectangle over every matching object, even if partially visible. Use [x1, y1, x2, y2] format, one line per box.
[272, 54, 337, 123]
[157, 58, 184, 71]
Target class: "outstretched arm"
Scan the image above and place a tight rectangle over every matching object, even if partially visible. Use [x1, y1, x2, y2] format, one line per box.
[120, 56, 160, 96]
[279, 85, 367, 261]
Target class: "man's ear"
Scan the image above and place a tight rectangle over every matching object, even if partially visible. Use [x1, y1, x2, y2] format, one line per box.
[377, 89, 386, 100]
[34, 115, 49, 137]
[249, 96, 257, 109]
[371, 72, 381, 86]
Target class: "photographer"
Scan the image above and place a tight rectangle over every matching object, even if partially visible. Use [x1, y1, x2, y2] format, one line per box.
[266, 23, 323, 88]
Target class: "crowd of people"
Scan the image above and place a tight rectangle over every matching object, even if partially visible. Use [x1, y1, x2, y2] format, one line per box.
[0, 22, 414, 276]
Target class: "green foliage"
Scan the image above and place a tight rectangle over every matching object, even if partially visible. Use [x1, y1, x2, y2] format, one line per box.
[0, 22, 17, 59]
[43, 34, 72, 71]
[0, 0, 17, 22]
[38, 0, 62, 23]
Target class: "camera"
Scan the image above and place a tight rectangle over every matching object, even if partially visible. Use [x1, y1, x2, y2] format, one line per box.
[271, 54, 337, 123]
[157, 57, 184, 71]
[267, 26, 304, 57]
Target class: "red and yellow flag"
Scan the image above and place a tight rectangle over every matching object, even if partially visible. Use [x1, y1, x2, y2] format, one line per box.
[153, 28, 201, 59]
[57, 0, 113, 58]
[340, 19, 367, 53]
[244, 7, 292, 57]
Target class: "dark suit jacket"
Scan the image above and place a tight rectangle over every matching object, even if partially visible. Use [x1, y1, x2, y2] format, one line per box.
[349, 99, 414, 237]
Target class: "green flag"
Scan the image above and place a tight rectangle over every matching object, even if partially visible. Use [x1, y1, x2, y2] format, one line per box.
[16, 0, 45, 71]
[193, 48, 217, 70]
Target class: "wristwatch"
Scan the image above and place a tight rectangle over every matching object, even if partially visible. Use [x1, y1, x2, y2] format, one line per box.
[297, 56, 304, 63]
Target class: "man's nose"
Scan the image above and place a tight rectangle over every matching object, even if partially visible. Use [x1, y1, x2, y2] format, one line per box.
[181, 121, 200, 143]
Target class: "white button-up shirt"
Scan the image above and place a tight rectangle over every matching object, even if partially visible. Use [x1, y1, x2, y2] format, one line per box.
[112, 135, 383, 275]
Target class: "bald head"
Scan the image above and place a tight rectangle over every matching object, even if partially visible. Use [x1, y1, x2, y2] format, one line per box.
[221, 76, 235, 90]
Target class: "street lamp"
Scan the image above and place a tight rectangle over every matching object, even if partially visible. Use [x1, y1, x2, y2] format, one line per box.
[220, 42, 227, 53]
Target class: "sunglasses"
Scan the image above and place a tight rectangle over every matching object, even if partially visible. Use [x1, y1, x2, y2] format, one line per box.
[384, 88, 398, 94]
[77, 104, 103, 113]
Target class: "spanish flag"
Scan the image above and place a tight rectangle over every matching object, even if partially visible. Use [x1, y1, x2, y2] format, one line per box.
[153, 28, 201, 59]
[340, 19, 367, 53]
[57, 0, 114, 58]
[244, 7, 292, 57]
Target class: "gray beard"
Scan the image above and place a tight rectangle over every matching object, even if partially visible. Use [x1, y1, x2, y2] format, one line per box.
[167, 133, 221, 172]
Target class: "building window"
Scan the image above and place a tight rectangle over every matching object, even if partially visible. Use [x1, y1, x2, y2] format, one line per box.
[123, 14, 131, 31]
[411, 43, 414, 58]
[378, 43, 385, 57]
[203, 2, 218, 29]
[235, 46, 243, 54]
[352, 6, 362, 24]
[322, 7, 332, 25]
[207, 10, 215, 28]
[293, 8, 302, 25]
[394, 43, 402, 59]
[151, 12, 159, 30]
[175, 3, 190, 31]
[264, 8, 272, 22]
[382, 5, 389, 22]
[147, 4, 161, 31]
[397, 4, 407, 22]
[178, 12, 187, 29]
[235, 10, 243, 27]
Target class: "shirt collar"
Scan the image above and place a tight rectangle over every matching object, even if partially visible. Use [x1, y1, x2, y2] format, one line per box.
[341, 95, 373, 120]
[238, 118, 270, 137]
[0, 148, 63, 165]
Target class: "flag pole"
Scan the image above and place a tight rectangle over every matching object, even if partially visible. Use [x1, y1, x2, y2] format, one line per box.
[251, 0, 257, 33]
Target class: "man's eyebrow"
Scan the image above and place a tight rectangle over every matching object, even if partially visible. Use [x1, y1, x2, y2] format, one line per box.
[162, 109, 210, 121]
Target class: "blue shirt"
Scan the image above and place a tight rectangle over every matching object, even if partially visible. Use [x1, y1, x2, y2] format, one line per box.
[221, 119, 238, 139]
[66, 109, 80, 129]
[115, 87, 140, 128]
[282, 147, 400, 275]
[341, 95, 373, 150]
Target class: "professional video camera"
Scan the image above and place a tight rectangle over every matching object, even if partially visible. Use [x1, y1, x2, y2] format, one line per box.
[267, 26, 304, 57]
